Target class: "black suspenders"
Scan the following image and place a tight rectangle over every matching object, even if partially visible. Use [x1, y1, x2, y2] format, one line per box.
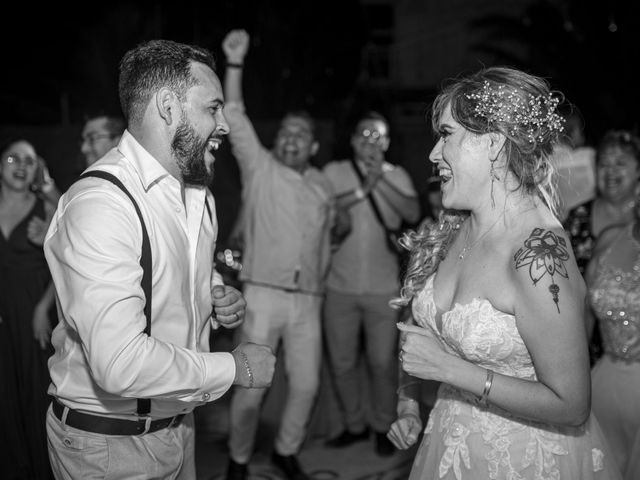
[79, 171, 152, 415]
[79, 171, 214, 416]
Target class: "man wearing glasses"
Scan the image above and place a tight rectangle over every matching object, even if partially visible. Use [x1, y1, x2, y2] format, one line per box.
[80, 114, 125, 167]
[322, 111, 420, 456]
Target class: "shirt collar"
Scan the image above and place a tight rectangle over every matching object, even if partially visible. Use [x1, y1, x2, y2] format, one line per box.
[117, 130, 173, 192]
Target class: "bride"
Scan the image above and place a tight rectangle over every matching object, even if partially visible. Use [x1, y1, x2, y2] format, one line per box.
[387, 66, 622, 480]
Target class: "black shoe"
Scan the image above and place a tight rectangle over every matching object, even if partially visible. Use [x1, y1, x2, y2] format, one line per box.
[324, 427, 370, 448]
[226, 458, 248, 480]
[375, 431, 395, 456]
[271, 452, 309, 480]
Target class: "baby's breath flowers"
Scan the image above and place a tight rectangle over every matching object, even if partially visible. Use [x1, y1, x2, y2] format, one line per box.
[466, 81, 565, 143]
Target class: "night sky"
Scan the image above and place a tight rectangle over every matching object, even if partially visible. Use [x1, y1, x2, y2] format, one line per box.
[1, 1, 370, 126]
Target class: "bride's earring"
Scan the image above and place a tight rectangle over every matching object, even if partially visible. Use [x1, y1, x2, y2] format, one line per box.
[489, 159, 500, 209]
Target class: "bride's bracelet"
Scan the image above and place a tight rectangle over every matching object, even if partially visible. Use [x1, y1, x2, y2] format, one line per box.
[398, 395, 419, 407]
[400, 411, 421, 422]
[480, 369, 494, 406]
[397, 395, 420, 419]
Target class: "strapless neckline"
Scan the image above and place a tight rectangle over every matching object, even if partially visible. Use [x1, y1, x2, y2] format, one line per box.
[412, 273, 534, 379]
[424, 274, 514, 335]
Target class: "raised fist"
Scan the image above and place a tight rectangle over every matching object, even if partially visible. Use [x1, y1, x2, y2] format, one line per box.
[222, 29, 250, 64]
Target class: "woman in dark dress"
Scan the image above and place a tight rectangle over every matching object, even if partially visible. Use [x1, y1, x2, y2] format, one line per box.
[0, 139, 57, 479]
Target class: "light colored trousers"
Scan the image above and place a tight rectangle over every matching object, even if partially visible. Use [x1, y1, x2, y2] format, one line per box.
[46, 404, 196, 479]
[228, 283, 322, 462]
[322, 289, 399, 433]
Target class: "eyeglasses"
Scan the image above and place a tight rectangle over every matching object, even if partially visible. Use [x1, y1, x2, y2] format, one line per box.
[3, 154, 37, 167]
[357, 129, 386, 145]
[81, 133, 113, 145]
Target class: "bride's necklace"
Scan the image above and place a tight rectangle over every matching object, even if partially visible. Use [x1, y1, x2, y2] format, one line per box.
[458, 216, 503, 260]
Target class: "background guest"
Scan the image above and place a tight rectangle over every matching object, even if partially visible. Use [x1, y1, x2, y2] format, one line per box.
[222, 29, 336, 480]
[564, 130, 638, 272]
[0, 138, 57, 479]
[322, 110, 419, 456]
[79, 113, 125, 167]
[584, 129, 640, 480]
[564, 129, 640, 362]
[550, 107, 597, 221]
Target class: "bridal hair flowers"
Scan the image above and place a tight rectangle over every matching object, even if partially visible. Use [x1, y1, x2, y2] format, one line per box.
[465, 81, 565, 143]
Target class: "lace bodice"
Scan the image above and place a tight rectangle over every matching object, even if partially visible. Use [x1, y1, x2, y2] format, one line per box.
[413, 274, 536, 381]
[588, 224, 640, 361]
[408, 274, 612, 480]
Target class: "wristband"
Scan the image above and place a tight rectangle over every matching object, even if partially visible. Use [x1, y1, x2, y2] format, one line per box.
[239, 350, 254, 388]
[480, 369, 494, 405]
[227, 62, 243, 69]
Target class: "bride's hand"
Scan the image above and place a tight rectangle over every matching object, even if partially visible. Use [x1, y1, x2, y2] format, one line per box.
[387, 412, 422, 450]
[398, 322, 448, 382]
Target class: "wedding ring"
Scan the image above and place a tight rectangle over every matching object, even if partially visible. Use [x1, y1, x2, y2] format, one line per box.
[399, 351, 404, 362]
[233, 312, 240, 322]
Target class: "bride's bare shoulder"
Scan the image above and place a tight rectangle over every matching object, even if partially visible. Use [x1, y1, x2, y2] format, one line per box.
[510, 219, 584, 303]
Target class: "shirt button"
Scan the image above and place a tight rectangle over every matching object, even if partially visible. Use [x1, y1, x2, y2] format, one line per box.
[202, 392, 211, 401]
[63, 438, 72, 447]
[175, 207, 181, 213]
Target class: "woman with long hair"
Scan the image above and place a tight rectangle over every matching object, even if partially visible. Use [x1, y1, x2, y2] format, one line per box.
[0, 138, 57, 479]
[386, 67, 621, 479]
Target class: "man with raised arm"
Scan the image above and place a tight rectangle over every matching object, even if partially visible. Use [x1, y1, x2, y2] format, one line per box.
[221, 29, 338, 480]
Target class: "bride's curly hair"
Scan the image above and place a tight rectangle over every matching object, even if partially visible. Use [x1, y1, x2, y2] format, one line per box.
[390, 66, 565, 310]
[390, 210, 466, 310]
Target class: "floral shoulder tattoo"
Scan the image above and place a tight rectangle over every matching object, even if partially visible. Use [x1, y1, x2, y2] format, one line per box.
[514, 228, 570, 313]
